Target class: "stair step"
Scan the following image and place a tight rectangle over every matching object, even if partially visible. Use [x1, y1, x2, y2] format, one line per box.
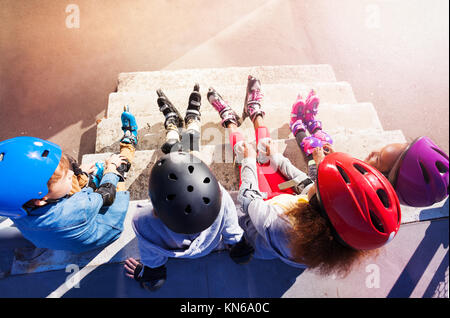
[107, 81, 356, 118]
[8, 195, 448, 276]
[84, 129, 406, 200]
[117, 64, 337, 92]
[96, 102, 382, 153]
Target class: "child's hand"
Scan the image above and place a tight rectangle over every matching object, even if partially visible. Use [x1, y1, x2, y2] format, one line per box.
[124, 257, 140, 279]
[105, 154, 128, 174]
[322, 143, 335, 155]
[243, 142, 256, 159]
[79, 162, 97, 174]
[260, 138, 276, 157]
[312, 147, 326, 165]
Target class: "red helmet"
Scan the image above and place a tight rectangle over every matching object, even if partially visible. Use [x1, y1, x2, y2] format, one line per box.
[315, 152, 401, 250]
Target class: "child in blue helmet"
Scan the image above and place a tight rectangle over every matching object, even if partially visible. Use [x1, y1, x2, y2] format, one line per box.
[0, 107, 138, 253]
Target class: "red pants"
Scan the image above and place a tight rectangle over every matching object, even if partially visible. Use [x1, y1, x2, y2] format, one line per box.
[230, 126, 294, 200]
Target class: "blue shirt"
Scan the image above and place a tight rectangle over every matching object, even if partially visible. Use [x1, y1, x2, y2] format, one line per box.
[13, 173, 129, 253]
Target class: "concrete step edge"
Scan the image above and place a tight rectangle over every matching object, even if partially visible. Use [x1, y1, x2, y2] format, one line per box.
[96, 102, 383, 153]
[117, 64, 337, 92]
[108, 81, 356, 117]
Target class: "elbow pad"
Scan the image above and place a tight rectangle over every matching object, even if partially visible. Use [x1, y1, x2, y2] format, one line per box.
[95, 183, 116, 206]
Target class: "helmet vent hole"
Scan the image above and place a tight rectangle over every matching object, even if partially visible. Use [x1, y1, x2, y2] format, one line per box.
[188, 165, 194, 174]
[166, 194, 176, 201]
[419, 162, 430, 184]
[432, 147, 449, 160]
[187, 185, 194, 192]
[435, 161, 448, 174]
[157, 159, 166, 166]
[0, 153, 4, 162]
[41, 150, 49, 158]
[169, 173, 178, 181]
[203, 197, 210, 205]
[184, 205, 192, 215]
[337, 166, 351, 184]
[376, 189, 390, 208]
[203, 177, 210, 184]
[369, 210, 385, 233]
[353, 163, 368, 175]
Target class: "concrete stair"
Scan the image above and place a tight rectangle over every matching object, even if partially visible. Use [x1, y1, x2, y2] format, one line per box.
[97, 101, 380, 153]
[2, 64, 448, 278]
[87, 64, 448, 222]
[85, 129, 406, 200]
[116, 65, 337, 92]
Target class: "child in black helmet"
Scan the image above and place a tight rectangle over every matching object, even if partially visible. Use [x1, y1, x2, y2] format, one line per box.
[124, 85, 254, 291]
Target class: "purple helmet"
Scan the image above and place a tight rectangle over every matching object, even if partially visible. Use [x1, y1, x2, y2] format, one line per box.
[388, 136, 449, 207]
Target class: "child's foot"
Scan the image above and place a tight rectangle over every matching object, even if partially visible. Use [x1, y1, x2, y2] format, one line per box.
[303, 90, 322, 133]
[290, 94, 306, 136]
[120, 106, 138, 146]
[207, 87, 241, 128]
[156, 89, 184, 129]
[242, 75, 265, 122]
[89, 162, 105, 189]
[290, 90, 322, 135]
[184, 83, 201, 125]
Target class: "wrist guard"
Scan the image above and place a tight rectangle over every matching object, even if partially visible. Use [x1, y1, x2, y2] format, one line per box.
[134, 264, 167, 291]
[95, 182, 116, 206]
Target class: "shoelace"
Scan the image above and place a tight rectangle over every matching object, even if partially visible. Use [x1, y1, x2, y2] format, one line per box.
[248, 90, 264, 103]
[211, 98, 229, 112]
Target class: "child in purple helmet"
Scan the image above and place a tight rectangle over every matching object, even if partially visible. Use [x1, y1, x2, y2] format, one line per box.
[365, 137, 448, 207]
[290, 92, 449, 207]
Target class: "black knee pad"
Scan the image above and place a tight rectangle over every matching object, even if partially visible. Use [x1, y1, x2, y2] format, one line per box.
[161, 139, 182, 154]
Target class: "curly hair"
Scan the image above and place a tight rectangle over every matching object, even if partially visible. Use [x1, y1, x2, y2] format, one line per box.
[284, 201, 376, 277]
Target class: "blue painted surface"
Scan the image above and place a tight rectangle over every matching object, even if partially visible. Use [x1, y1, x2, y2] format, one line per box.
[0, 219, 447, 298]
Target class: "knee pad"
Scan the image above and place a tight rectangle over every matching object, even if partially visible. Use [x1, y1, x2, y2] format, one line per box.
[161, 139, 182, 154]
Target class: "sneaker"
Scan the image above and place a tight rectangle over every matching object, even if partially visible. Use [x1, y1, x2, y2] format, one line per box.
[207, 87, 241, 128]
[120, 106, 138, 146]
[156, 89, 184, 129]
[184, 83, 201, 125]
[242, 75, 265, 122]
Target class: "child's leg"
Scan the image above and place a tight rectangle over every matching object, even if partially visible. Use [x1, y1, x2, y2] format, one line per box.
[116, 107, 138, 191]
[181, 84, 202, 153]
[157, 89, 184, 154]
[228, 123, 245, 163]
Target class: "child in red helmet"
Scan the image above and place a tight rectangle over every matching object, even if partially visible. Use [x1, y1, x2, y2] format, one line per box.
[209, 76, 400, 276]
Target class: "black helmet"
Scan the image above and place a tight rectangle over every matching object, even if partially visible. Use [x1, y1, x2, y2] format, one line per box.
[149, 152, 222, 234]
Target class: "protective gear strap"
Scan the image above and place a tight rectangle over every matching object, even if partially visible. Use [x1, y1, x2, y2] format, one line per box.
[133, 263, 167, 291]
[95, 182, 116, 206]
[278, 175, 313, 192]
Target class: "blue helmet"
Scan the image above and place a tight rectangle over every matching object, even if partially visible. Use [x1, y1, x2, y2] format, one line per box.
[0, 137, 62, 218]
